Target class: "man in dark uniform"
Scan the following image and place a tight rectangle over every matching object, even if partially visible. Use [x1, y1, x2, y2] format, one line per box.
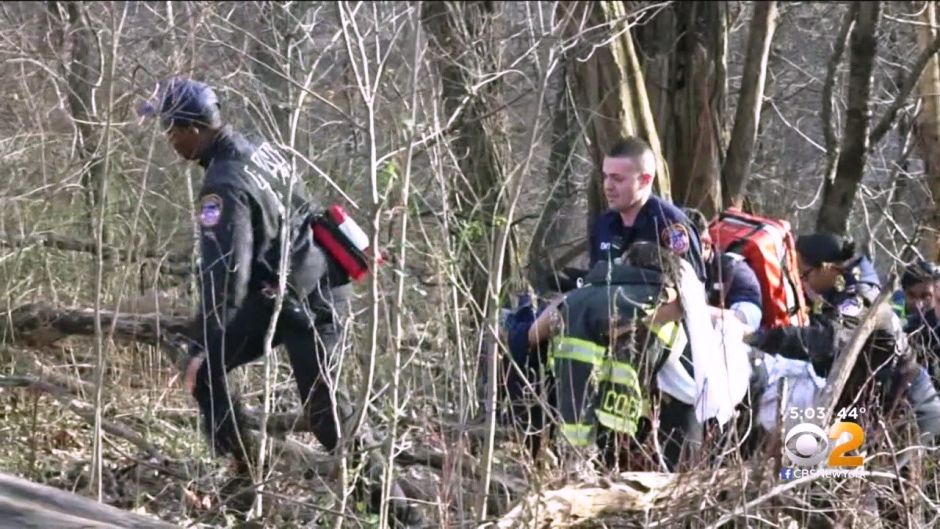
[141, 78, 420, 525]
[587, 138, 706, 281]
[546, 138, 706, 293]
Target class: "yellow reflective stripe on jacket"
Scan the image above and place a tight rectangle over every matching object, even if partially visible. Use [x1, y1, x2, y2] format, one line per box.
[647, 320, 680, 348]
[560, 423, 595, 446]
[595, 409, 639, 436]
[550, 336, 606, 366]
[598, 360, 639, 386]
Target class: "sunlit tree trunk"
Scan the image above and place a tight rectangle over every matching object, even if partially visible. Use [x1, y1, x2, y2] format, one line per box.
[562, 1, 670, 228]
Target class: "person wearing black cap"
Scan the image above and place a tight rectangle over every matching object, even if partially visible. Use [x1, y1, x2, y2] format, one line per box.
[140, 78, 421, 524]
[747, 233, 940, 444]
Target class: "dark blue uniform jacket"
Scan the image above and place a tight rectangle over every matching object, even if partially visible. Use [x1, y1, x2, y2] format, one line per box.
[588, 195, 706, 282]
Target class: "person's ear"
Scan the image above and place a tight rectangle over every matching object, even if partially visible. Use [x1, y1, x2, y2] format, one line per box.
[639, 172, 654, 186]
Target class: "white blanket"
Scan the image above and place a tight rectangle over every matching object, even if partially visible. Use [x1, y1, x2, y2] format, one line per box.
[656, 260, 753, 425]
[757, 355, 826, 431]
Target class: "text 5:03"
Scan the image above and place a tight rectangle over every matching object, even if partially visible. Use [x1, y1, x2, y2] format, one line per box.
[788, 407, 827, 420]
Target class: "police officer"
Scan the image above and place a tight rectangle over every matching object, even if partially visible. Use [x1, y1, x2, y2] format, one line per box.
[746, 233, 940, 444]
[683, 208, 763, 333]
[142, 78, 420, 524]
[529, 242, 700, 471]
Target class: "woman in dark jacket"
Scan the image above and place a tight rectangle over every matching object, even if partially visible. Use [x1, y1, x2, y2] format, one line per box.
[747, 234, 940, 442]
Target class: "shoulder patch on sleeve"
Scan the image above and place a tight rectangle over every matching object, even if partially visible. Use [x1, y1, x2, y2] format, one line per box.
[661, 223, 690, 254]
[198, 194, 223, 227]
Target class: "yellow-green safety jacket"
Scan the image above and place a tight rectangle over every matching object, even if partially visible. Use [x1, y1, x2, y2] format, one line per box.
[549, 262, 685, 447]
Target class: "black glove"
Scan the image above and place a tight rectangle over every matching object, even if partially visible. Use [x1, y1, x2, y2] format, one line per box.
[743, 329, 764, 347]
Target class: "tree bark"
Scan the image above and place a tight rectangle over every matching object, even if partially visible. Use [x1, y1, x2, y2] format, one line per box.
[720, 1, 778, 210]
[421, 1, 510, 310]
[913, 1, 940, 261]
[526, 60, 579, 290]
[637, 2, 727, 217]
[252, 2, 296, 143]
[819, 5, 857, 195]
[48, 1, 106, 241]
[561, 1, 670, 227]
[815, 1, 882, 236]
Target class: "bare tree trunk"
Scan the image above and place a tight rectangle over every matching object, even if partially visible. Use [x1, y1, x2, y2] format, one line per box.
[819, 5, 857, 198]
[637, 2, 727, 217]
[562, 1, 670, 227]
[721, 1, 778, 210]
[252, 2, 296, 143]
[914, 1, 940, 261]
[422, 1, 509, 310]
[48, 1, 105, 241]
[526, 60, 578, 290]
[816, 1, 882, 236]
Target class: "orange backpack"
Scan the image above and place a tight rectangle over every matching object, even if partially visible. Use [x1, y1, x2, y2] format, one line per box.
[708, 208, 809, 329]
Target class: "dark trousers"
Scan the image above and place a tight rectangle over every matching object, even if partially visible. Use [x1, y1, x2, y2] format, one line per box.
[192, 283, 353, 463]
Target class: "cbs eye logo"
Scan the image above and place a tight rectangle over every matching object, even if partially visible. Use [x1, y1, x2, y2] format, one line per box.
[784, 422, 865, 467]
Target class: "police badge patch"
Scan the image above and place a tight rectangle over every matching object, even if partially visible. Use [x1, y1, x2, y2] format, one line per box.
[198, 194, 223, 227]
[661, 223, 690, 254]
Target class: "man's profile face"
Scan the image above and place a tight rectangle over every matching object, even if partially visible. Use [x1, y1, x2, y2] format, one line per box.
[602, 155, 651, 213]
[166, 124, 201, 160]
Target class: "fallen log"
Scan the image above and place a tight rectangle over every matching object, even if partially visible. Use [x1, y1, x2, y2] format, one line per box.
[488, 468, 744, 529]
[2, 304, 491, 484]
[2, 302, 192, 362]
[0, 233, 191, 278]
[0, 471, 178, 528]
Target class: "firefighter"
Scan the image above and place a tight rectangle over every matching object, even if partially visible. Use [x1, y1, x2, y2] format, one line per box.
[140, 78, 420, 525]
[529, 242, 701, 471]
[746, 233, 940, 444]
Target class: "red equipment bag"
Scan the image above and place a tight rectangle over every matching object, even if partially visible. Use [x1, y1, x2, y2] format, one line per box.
[311, 204, 383, 282]
[708, 208, 809, 329]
